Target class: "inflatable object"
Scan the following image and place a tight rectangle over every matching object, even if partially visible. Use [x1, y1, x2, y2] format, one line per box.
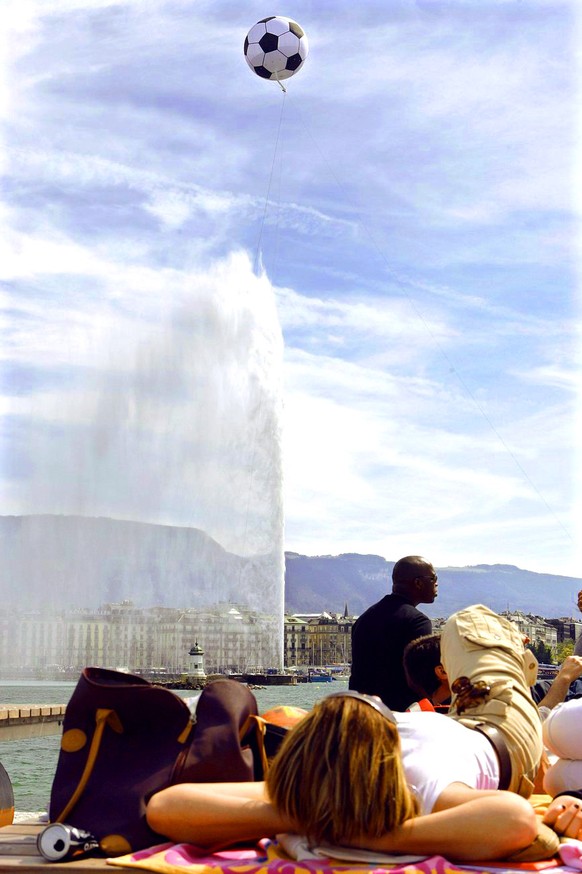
[244, 17, 308, 83]
[543, 699, 582, 796]
[260, 704, 308, 728]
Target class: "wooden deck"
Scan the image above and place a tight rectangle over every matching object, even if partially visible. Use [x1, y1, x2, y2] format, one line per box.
[0, 823, 131, 872]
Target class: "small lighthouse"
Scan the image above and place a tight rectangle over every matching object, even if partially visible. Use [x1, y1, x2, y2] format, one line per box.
[188, 640, 206, 682]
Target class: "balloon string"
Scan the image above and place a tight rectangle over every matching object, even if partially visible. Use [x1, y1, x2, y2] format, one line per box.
[253, 91, 286, 275]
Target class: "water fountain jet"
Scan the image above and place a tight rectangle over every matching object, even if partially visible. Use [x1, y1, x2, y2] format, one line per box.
[1, 251, 285, 673]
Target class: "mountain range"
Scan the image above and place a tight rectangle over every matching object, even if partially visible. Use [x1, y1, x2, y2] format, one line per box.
[285, 552, 582, 619]
[0, 515, 279, 615]
[1, 515, 579, 620]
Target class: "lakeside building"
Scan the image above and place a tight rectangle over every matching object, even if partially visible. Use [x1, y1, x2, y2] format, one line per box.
[0, 602, 580, 678]
[284, 609, 352, 668]
[546, 617, 582, 644]
[421, 612, 582, 653]
[0, 601, 278, 678]
[499, 610, 559, 649]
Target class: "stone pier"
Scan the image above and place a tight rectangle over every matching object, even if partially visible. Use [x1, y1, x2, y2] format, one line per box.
[0, 705, 66, 740]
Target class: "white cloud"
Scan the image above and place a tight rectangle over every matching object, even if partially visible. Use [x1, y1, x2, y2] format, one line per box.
[276, 285, 453, 344]
[279, 290, 577, 576]
[300, 8, 577, 236]
[2, 0, 579, 580]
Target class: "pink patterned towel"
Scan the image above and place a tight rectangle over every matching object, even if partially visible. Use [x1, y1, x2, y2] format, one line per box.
[106, 837, 517, 874]
[557, 840, 582, 870]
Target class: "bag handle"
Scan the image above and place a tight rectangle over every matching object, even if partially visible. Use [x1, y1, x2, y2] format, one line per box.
[54, 708, 123, 823]
[240, 714, 269, 779]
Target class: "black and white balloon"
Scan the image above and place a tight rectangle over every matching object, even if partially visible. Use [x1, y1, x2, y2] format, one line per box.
[244, 16, 308, 82]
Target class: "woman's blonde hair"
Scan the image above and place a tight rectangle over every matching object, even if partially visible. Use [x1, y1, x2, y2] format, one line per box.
[265, 693, 419, 845]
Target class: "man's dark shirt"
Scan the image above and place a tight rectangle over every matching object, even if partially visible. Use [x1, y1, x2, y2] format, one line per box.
[349, 593, 432, 711]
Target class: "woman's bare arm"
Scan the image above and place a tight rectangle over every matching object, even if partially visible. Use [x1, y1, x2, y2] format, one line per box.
[148, 782, 538, 861]
[348, 786, 538, 862]
[146, 782, 290, 848]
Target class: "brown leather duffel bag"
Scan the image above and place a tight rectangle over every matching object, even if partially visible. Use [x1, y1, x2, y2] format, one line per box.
[48, 668, 260, 855]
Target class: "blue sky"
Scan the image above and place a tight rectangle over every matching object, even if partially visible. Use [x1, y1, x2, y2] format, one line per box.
[1, 0, 580, 576]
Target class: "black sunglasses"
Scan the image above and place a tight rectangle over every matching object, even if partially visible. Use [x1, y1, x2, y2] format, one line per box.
[324, 690, 397, 724]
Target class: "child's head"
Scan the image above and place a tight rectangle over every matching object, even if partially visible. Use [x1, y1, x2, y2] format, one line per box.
[265, 691, 419, 845]
[403, 633, 449, 703]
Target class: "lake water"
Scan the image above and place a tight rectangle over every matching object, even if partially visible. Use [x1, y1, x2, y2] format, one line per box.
[0, 679, 348, 815]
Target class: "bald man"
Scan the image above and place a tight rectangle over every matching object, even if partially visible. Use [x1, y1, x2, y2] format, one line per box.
[349, 555, 438, 710]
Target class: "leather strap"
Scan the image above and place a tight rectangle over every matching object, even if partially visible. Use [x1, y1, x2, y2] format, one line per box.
[472, 722, 512, 791]
[55, 708, 123, 823]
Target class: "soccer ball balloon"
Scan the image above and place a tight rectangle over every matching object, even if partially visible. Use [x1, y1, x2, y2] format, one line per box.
[244, 16, 308, 82]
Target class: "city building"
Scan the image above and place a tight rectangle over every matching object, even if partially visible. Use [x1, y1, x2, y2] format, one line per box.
[284, 609, 353, 668]
[0, 601, 279, 678]
[546, 617, 582, 646]
[1, 602, 580, 678]
[500, 610, 559, 650]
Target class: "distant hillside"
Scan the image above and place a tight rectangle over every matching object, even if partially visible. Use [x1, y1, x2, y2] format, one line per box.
[2, 516, 579, 620]
[284, 552, 582, 619]
[0, 515, 279, 614]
